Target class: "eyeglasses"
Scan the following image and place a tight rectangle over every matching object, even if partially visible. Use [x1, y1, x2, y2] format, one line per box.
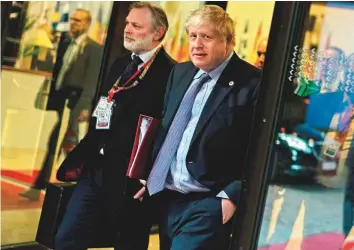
[257, 51, 266, 57]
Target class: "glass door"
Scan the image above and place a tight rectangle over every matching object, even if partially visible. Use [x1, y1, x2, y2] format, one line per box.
[230, 1, 354, 250]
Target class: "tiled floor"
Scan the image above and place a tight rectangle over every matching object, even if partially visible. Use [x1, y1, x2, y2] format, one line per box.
[1, 179, 44, 245]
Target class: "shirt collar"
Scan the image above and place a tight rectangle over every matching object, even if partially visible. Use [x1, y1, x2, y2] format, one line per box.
[132, 45, 160, 64]
[194, 51, 234, 81]
[73, 33, 87, 45]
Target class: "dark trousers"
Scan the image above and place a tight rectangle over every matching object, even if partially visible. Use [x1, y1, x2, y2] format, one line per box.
[156, 190, 232, 250]
[54, 166, 150, 250]
[34, 90, 80, 190]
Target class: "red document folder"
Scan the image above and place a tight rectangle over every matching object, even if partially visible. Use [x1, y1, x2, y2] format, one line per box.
[126, 114, 160, 179]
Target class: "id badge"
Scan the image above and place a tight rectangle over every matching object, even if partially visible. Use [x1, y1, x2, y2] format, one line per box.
[96, 109, 112, 130]
[323, 140, 341, 158]
[92, 96, 115, 118]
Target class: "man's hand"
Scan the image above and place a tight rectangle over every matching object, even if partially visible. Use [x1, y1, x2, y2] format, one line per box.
[133, 179, 146, 201]
[221, 198, 236, 224]
[77, 109, 90, 122]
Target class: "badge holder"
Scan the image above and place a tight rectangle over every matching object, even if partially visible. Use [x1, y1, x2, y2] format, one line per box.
[92, 96, 115, 130]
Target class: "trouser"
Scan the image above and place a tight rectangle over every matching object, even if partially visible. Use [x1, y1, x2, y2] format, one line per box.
[54, 166, 151, 250]
[33, 93, 80, 190]
[156, 190, 232, 250]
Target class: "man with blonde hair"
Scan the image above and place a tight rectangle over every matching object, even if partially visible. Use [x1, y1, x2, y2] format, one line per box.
[134, 5, 261, 249]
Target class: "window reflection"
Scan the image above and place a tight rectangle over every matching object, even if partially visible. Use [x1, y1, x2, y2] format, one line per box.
[258, 2, 354, 249]
[1, 1, 112, 246]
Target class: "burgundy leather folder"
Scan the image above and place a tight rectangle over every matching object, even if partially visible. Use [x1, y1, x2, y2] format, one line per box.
[126, 114, 160, 179]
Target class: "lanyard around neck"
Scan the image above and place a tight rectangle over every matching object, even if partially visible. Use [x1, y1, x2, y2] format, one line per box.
[107, 47, 160, 102]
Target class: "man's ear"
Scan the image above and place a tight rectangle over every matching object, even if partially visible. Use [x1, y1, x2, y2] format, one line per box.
[226, 35, 231, 45]
[153, 27, 165, 41]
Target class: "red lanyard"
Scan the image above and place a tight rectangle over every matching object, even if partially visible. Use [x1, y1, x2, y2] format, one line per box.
[107, 58, 152, 102]
[106, 46, 161, 102]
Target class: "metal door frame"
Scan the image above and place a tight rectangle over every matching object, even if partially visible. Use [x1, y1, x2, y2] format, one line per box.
[229, 2, 311, 249]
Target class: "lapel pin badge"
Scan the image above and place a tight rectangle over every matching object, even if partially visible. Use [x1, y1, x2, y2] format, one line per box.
[229, 81, 234, 86]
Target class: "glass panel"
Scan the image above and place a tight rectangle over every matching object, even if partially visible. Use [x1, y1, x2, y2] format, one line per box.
[257, 2, 354, 249]
[1, 1, 113, 245]
[226, 1, 275, 67]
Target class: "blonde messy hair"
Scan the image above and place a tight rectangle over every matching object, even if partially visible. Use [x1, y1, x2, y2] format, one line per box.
[185, 5, 236, 48]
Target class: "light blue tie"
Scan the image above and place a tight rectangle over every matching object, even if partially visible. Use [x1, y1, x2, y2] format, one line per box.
[147, 73, 211, 195]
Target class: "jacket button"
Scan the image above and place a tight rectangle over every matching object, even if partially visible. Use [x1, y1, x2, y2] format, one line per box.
[188, 161, 194, 164]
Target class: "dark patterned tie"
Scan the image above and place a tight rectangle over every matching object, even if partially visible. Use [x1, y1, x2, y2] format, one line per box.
[120, 55, 143, 85]
[147, 73, 211, 195]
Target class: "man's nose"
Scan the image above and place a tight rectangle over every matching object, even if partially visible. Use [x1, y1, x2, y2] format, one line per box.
[192, 36, 203, 48]
[260, 54, 265, 62]
[124, 24, 132, 34]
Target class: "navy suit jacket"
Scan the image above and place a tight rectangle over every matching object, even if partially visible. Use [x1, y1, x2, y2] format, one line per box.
[151, 53, 261, 205]
[57, 47, 176, 185]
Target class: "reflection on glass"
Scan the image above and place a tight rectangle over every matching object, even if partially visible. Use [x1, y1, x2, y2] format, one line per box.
[1, 1, 112, 246]
[258, 2, 354, 249]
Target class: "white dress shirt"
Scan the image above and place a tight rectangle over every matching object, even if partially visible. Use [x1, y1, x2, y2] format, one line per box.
[132, 45, 160, 69]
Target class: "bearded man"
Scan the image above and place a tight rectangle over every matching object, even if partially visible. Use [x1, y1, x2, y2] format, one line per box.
[54, 3, 176, 250]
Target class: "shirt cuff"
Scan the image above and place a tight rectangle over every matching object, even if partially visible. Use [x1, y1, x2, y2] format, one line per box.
[216, 190, 229, 199]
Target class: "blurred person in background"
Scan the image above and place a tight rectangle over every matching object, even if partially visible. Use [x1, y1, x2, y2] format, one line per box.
[344, 55, 354, 221]
[19, 9, 103, 201]
[316, 46, 345, 93]
[255, 37, 268, 69]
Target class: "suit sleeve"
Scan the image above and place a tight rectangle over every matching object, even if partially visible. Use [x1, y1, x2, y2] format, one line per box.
[75, 44, 104, 113]
[222, 181, 243, 204]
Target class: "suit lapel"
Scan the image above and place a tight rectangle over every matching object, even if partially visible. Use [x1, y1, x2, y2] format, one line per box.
[113, 55, 131, 82]
[140, 47, 165, 85]
[190, 54, 242, 145]
[57, 36, 70, 66]
[164, 65, 198, 127]
[62, 35, 71, 51]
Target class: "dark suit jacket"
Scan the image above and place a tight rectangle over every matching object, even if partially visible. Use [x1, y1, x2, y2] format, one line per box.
[57, 47, 176, 204]
[151, 53, 260, 205]
[48, 33, 103, 113]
